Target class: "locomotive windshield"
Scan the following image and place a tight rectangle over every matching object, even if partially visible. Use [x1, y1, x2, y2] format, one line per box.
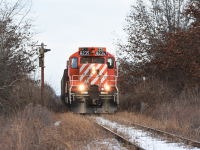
[80, 57, 92, 63]
[93, 58, 104, 64]
[80, 57, 104, 64]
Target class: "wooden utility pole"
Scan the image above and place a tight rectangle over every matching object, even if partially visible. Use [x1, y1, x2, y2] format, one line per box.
[143, 77, 146, 88]
[37, 43, 50, 106]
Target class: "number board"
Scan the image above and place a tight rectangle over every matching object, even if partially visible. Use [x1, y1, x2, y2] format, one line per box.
[79, 51, 90, 56]
[95, 51, 106, 56]
[81, 48, 88, 51]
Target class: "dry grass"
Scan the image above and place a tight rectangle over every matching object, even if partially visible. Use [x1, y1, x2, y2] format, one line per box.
[53, 113, 108, 149]
[0, 77, 59, 115]
[0, 105, 125, 150]
[0, 77, 127, 149]
[102, 112, 200, 140]
[0, 106, 54, 150]
[118, 79, 175, 112]
[109, 80, 200, 142]
[2, 76, 200, 149]
[102, 111, 200, 141]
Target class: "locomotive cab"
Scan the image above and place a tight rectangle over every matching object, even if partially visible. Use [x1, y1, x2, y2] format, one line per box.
[61, 47, 118, 113]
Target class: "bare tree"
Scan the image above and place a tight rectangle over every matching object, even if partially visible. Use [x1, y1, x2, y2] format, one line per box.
[116, 0, 200, 92]
[0, 0, 38, 114]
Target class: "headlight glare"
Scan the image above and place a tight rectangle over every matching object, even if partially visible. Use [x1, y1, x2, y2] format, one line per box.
[105, 85, 110, 90]
[79, 84, 84, 91]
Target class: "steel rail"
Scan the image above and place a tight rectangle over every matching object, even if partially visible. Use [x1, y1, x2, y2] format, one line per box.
[86, 117, 145, 150]
[120, 119, 200, 148]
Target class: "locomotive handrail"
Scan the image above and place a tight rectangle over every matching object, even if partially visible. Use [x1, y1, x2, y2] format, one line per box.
[69, 75, 78, 86]
[70, 75, 118, 87]
[69, 72, 119, 104]
[69, 74, 119, 104]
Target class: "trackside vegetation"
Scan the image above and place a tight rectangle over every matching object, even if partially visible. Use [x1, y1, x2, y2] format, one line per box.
[116, 0, 200, 141]
[1, 0, 200, 149]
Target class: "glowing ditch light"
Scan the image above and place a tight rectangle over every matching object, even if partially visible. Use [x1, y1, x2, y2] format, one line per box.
[105, 85, 110, 90]
[79, 85, 85, 91]
[92, 66, 96, 74]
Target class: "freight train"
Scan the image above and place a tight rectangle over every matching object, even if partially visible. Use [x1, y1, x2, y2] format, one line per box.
[61, 47, 118, 113]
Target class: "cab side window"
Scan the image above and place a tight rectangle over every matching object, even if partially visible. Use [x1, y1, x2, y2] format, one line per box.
[107, 57, 114, 69]
[71, 57, 78, 68]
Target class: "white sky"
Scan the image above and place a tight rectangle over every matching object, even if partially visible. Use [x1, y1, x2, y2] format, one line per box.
[32, 0, 135, 95]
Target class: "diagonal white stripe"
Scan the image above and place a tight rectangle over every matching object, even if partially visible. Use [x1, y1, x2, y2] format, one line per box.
[80, 64, 95, 81]
[84, 64, 102, 83]
[84, 73, 92, 84]
[91, 76, 99, 85]
[101, 72, 107, 83]
[90, 64, 106, 85]
[80, 64, 87, 73]
[105, 81, 108, 86]
[99, 64, 107, 75]
[96, 64, 102, 70]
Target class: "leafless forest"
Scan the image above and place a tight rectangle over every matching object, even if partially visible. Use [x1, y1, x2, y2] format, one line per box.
[0, 0, 200, 149]
[116, 0, 200, 143]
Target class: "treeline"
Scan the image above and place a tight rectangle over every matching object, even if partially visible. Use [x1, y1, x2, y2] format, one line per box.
[117, 0, 200, 92]
[116, 0, 200, 137]
[0, 0, 60, 115]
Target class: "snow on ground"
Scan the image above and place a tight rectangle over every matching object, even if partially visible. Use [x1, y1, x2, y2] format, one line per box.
[85, 138, 128, 150]
[54, 120, 127, 149]
[54, 121, 61, 126]
[95, 117, 200, 150]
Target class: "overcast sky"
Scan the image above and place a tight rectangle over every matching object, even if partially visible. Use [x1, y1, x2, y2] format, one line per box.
[32, 0, 135, 94]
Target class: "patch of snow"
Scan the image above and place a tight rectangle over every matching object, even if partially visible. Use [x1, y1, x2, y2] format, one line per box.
[95, 117, 200, 150]
[54, 121, 61, 126]
[85, 138, 128, 150]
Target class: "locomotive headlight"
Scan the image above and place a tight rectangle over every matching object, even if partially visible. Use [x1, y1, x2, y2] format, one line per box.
[79, 84, 84, 91]
[105, 85, 110, 91]
[92, 66, 96, 70]
[92, 66, 96, 74]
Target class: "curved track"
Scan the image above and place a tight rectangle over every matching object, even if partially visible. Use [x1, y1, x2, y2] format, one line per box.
[120, 119, 200, 148]
[86, 117, 145, 150]
[86, 115, 200, 150]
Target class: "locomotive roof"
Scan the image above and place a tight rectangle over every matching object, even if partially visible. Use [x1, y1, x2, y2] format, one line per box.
[78, 47, 106, 51]
[69, 47, 115, 58]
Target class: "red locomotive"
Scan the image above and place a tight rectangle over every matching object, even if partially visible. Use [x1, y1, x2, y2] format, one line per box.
[61, 47, 118, 113]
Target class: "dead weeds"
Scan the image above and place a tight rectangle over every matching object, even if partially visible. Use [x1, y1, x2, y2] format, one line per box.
[0, 106, 124, 150]
[102, 110, 200, 142]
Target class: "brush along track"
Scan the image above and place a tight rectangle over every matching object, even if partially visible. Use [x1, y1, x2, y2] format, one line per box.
[86, 117, 145, 150]
[119, 119, 200, 148]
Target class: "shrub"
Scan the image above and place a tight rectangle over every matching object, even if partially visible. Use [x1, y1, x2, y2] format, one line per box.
[118, 79, 175, 112]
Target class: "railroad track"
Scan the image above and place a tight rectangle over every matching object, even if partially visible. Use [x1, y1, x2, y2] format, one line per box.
[87, 116, 200, 150]
[86, 117, 145, 150]
[119, 119, 200, 149]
